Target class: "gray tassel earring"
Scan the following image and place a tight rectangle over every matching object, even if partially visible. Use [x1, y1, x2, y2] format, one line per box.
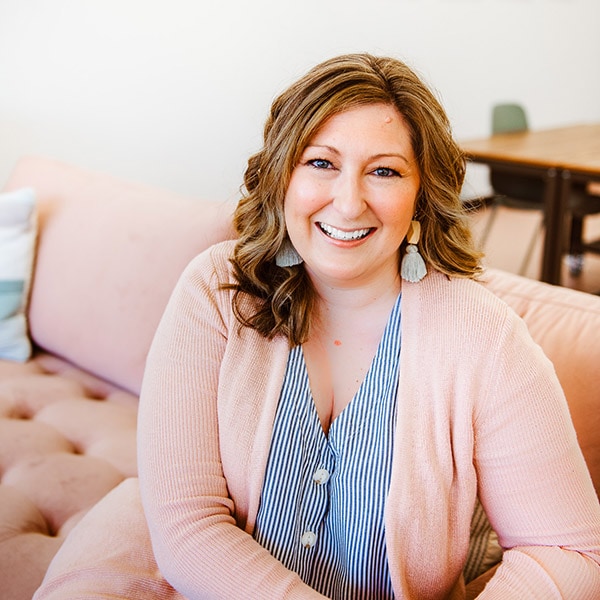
[401, 220, 427, 283]
[275, 238, 303, 267]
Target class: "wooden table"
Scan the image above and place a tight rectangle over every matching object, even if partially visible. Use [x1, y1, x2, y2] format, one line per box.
[461, 124, 600, 285]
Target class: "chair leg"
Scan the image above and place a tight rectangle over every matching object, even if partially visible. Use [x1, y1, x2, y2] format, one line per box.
[566, 214, 585, 276]
[569, 214, 585, 255]
[518, 219, 543, 277]
[477, 202, 500, 250]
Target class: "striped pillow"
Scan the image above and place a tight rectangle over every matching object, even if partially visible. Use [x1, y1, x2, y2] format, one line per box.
[0, 188, 37, 361]
[464, 498, 503, 583]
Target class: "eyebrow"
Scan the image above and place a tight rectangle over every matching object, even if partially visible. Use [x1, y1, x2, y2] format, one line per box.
[304, 144, 412, 166]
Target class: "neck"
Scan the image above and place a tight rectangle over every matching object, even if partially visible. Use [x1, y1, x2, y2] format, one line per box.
[311, 272, 402, 324]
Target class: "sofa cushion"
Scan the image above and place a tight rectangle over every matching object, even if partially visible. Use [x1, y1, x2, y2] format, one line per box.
[0, 352, 139, 600]
[0, 188, 37, 362]
[2, 157, 236, 394]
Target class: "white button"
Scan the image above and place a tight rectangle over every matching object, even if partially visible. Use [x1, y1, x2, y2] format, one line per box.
[313, 468, 330, 485]
[301, 531, 317, 548]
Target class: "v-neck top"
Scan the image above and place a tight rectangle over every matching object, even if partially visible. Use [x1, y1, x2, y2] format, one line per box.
[253, 294, 402, 599]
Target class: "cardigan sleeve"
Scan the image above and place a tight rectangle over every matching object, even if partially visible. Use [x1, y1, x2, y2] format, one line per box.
[137, 246, 326, 600]
[473, 306, 600, 598]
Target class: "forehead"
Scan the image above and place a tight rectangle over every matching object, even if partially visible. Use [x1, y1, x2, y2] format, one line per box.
[307, 103, 415, 154]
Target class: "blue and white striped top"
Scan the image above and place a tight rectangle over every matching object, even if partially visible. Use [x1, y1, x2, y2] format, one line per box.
[253, 294, 402, 599]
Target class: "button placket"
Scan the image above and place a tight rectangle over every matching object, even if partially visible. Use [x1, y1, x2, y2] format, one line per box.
[299, 447, 335, 551]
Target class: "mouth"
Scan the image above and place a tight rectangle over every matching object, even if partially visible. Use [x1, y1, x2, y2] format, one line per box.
[318, 222, 374, 241]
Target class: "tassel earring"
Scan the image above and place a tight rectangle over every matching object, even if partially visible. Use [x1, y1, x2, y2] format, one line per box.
[401, 220, 427, 283]
[275, 238, 303, 267]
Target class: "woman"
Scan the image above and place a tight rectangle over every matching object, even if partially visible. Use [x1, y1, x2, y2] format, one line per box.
[38, 54, 600, 599]
[136, 54, 600, 598]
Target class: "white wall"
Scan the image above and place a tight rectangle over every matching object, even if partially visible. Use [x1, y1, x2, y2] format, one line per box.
[1, 0, 599, 202]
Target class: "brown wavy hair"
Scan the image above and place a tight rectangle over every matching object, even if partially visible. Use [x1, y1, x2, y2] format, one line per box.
[226, 53, 482, 345]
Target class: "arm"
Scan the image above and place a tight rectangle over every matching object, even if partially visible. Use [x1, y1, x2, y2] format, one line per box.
[473, 311, 600, 598]
[137, 249, 325, 599]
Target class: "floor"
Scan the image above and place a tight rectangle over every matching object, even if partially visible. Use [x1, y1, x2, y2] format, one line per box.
[467, 203, 600, 295]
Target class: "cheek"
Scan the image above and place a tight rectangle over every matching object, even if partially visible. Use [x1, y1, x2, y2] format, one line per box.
[379, 188, 418, 227]
[382, 204, 418, 248]
[393, 214, 414, 245]
[285, 172, 329, 215]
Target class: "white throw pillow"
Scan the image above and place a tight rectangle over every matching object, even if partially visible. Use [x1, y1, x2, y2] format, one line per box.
[0, 188, 37, 361]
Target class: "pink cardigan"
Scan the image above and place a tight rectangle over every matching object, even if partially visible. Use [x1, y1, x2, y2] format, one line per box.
[133, 239, 600, 599]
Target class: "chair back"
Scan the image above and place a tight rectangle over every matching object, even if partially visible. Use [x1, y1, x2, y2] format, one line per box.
[492, 103, 529, 134]
[489, 103, 544, 205]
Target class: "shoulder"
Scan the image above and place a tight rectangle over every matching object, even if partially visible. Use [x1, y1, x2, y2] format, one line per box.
[162, 240, 237, 323]
[185, 239, 236, 275]
[403, 269, 515, 330]
[400, 269, 540, 377]
[175, 240, 237, 293]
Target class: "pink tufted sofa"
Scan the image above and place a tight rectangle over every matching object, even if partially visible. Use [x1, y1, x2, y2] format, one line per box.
[0, 156, 236, 600]
[0, 156, 599, 600]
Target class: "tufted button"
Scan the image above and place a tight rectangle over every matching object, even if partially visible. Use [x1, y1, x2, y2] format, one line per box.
[313, 468, 330, 485]
[300, 530, 317, 548]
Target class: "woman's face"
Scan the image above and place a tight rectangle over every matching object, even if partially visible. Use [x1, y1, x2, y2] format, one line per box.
[284, 103, 420, 290]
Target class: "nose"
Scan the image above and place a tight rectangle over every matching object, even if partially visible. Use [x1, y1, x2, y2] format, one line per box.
[331, 171, 367, 220]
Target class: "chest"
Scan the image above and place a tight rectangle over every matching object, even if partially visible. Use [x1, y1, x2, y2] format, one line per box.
[303, 336, 382, 433]
[303, 294, 402, 434]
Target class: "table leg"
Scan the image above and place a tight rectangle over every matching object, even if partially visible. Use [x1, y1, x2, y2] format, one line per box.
[541, 168, 569, 285]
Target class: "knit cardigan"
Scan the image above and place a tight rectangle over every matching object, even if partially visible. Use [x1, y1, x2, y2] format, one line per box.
[137, 240, 600, 599]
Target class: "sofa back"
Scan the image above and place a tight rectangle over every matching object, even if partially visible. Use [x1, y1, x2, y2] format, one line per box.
[3, 156, 236, 394]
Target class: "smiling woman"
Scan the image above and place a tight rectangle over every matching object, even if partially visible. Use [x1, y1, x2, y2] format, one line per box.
[34, 53, 600, 600]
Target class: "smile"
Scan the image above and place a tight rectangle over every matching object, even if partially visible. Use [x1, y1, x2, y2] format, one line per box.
[319, 222, 373, 241]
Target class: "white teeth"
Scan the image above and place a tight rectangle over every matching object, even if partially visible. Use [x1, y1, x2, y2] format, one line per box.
[320, 223, 371, 241]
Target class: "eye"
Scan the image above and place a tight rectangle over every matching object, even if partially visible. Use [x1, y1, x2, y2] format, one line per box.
[372, 166, 400, 178]
[307, 158, 334, 170]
